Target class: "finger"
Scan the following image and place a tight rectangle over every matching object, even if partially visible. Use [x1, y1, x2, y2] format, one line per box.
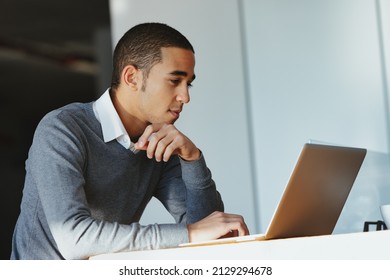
[236, 223, 250, 236]
[219, 230, 239, 239]
[207, 212, 249, 237]
[221, 222, 249, 238]
[154, 133, 180, 162]
[218, 213, 250, 237]
[146, 132, 160, 159]
[153, 135, 171, 161]
[160, 132, 190, 161]
[148, 125, 180, 161]
[232, 218, 250, 236]
[161, 136, 183, 162]
[135, 125, 156, 150]
[187, 211, 250, 242]
[162, 142, 176, 162]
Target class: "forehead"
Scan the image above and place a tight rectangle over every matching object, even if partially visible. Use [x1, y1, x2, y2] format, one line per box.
[157, 47, 195, 77]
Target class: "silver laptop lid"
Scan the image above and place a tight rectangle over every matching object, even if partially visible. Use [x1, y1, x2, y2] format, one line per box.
[265, 143, 366, 240]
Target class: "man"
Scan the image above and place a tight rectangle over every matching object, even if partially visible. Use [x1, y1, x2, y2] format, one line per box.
[11, 22, 248, 260]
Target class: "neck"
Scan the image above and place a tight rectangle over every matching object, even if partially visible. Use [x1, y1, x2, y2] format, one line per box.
[110, 89, 146, 142]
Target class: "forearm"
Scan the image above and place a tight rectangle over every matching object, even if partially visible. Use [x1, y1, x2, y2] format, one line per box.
[180, 153, 224, 223]
[53, 218, 188, 259]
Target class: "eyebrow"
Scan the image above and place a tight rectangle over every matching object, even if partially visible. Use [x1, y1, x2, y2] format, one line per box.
[169, 70, 196, 82]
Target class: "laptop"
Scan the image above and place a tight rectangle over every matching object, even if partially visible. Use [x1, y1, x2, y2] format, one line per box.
[180, 143, 367, 247]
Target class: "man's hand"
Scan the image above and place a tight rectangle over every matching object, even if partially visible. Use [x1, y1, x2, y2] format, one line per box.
[134, 123, 200, 162]
[187, 211, 250, 242]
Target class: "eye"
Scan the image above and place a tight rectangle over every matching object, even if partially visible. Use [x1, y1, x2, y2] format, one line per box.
[170, 79, 180, 86]
[169, 79, 193, 88]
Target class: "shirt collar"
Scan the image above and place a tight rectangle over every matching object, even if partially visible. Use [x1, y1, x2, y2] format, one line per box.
[93, 89, 138, 152]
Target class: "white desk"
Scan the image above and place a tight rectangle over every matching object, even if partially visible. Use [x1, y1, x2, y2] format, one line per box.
[91, 230, 390, 260]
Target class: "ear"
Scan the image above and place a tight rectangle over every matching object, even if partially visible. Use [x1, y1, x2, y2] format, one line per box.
[121, 65, 141, 90]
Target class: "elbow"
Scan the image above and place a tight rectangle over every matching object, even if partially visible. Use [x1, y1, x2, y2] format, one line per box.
[56, 236, 90, 260]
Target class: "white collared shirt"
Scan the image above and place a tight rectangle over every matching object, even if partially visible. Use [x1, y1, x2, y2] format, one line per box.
[93, 89, 138, 153]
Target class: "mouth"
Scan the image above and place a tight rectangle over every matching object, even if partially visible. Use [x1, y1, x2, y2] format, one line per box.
[169, 108, 182, 119]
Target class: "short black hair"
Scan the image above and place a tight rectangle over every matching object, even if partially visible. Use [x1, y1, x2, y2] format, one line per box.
[111, 22, 194, 90]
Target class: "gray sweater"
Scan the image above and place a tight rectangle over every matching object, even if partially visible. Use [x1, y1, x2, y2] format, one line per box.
[11, 102, 223, 259]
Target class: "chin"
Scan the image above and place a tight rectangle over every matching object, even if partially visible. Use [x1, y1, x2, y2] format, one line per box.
[167, 115, 179, 124]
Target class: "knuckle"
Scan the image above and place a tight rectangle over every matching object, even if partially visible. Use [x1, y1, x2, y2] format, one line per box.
[161, 123, 171, 130]
[146, 124, 154, 132]
[157, 137, 167, 147]
[149, 133, 158, 142]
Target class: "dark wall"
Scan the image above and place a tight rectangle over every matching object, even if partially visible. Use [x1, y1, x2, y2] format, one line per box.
[1, 59, 97, 259]
[0, 0, 111, 259]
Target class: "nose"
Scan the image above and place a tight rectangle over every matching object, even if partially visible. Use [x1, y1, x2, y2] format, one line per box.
[177, 86, 190, 104]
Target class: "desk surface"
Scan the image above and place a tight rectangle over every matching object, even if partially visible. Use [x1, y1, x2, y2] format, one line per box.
[91, 230, 390, 260]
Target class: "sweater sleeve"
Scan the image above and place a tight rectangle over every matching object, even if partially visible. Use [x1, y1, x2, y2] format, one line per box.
[155, 152, 224, 225]
[181, 154, 225, 223]
[27, 110, 189, 259]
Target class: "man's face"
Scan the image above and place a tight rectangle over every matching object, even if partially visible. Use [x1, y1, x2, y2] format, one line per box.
[137, 47, 196, 125]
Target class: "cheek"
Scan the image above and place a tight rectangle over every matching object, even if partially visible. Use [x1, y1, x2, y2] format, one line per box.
[147, 84, 175, 105]
[139, 88, 168, 117]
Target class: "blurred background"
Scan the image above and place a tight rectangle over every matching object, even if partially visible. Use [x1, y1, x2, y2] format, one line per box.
[0, 0, 111, 259]
[2, 0, 390, 260]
